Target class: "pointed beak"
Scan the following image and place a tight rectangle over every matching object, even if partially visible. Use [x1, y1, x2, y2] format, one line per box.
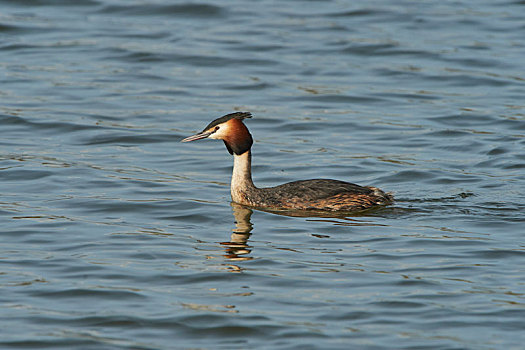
[181, 131, 212, 142]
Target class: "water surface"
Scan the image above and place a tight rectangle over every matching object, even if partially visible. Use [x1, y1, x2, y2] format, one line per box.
[1, 1, 524, 349]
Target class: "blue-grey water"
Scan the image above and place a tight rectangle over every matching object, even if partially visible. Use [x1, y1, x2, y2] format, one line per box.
[1, 1, 524, 349]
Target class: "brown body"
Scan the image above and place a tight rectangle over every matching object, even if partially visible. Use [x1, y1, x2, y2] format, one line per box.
[237, 184, 391, 211]
[182, 112, 393, 212]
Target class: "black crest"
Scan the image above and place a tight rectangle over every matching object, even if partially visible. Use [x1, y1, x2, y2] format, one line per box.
[202, 112, 252, 132]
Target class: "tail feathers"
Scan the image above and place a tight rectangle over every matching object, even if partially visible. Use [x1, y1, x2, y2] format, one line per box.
[367, 186, 394, 205]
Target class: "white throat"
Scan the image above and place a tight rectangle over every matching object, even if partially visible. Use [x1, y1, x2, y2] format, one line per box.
[231, 151, 255, 203]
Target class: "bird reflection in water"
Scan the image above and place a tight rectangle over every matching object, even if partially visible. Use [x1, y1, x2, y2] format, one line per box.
[220, 201, 392, 270]
[221, 202, 254, 262]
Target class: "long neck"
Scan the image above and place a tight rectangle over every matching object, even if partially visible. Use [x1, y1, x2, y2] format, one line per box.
[231, 150, 257, 204]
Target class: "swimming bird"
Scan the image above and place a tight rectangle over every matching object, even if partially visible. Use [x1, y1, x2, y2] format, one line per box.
[181, 112, 392, 211]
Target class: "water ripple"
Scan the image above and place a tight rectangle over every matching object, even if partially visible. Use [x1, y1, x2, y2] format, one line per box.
[97, 3, 226, 18]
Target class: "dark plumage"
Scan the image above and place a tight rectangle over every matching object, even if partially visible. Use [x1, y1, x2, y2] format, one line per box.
[239, 179, 392, 211]
[202, 112, 252, 132]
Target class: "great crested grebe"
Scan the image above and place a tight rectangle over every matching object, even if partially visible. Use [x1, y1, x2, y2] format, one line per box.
[181, 112, 393, 212]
